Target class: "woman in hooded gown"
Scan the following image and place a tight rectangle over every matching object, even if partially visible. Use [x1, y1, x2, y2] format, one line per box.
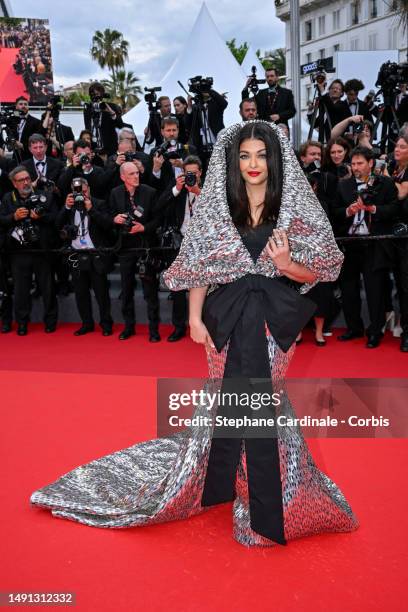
[30, 121, 358, 547]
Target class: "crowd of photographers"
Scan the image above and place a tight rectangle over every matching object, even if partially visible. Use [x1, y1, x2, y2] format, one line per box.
[0, 66, 407, 352]
[1, 22, 53, 105]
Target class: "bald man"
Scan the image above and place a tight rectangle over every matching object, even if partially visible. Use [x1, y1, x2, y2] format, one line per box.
[109, 162, 161, 341]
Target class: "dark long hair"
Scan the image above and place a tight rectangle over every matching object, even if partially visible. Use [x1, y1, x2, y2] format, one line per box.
[322, 137, 351, 172]
[227, 122, 283, 227]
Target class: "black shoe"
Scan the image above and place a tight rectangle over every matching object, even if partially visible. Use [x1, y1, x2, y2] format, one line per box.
[45, 325, 57, 333]
[337, 330, 364, 341]
[74, 326, 94, 336]
[119, 327, 135, 340]
[1, 323, 12, 333]
[366, 334, 381, 349]
[17, 324, 27, 336]
[315, 337, 327, 347]
[400, 336, 408, 353]
[167, 328, 186, 342]
[102, 327, 113, 336]
[149, 330, 161, 343]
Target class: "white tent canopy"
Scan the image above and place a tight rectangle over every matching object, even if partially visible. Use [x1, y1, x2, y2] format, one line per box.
[241, 45, 265, 81]
[124, 3, 246, 137]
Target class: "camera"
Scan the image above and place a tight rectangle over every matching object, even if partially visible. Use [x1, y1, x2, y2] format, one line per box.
[121, 212, 135, 233]
[300, 57, 335, 84]
[188, 76, 213, 98]
[124, 151, 139, 162]
[246, 65, 266, 95]
[184, 171, 197, 187]
[392, 222, 408, 237]
[48, 95, 62, 119]
[89, 91, 110, 112]
[154, 139, 183, 161]
[36, 176, 55, 191]
[72, 178, 85, 212]
[78, 153, 91, 165]
[352, 122, 364, 135]
[60, 224, 78, 241]
[27, 193, 48, 217]
[357, 176, 381, 207]
[376, 61, 408, 92]
[144, 86, 162, 110]
[15, 194, 48, 245]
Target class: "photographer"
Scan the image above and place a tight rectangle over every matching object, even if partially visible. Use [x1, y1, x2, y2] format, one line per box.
[109, 162, 160, 342]
[22, 133, 64, 191]
[307, 78, 345, 141]
[106, 128, 149, 189]
[185, 78, 227, 160]
[0, 166, 58, 335]
[40, 98, 74, 158]
[58, 139, 114, 201]
[11, 96, 42, 161]
[173, 96, 189, 143]
[331, 146, 399, 348]
[299, 140, 339, 344]
[383, 134, 408, 352]
[149, 117, 197, 192]
[242, 67, 296, 127]
[239, 98, 258, 121]
[156, 155, 202, 341]
[56, 178, 114, 336]
[337, 79, 373, 140]
[83, 82, 123, 156]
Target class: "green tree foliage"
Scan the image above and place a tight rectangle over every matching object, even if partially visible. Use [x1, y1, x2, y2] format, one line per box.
[226, 38, 249, 64]
[90, 29, 129, 81]
[101, 70, 142, 112]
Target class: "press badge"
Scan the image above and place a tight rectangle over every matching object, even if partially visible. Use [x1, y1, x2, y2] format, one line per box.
[134, 205, 144, 218]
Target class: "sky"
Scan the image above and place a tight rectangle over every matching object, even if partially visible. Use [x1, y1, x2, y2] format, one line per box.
[11, 0, 285, 89]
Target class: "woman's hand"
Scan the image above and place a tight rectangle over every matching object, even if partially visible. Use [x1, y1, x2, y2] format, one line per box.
[265, 229, 292, 273]
[189, 319, 215, 348]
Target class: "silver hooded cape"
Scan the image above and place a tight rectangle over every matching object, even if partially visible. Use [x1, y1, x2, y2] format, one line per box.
[164, 120, 344, 293]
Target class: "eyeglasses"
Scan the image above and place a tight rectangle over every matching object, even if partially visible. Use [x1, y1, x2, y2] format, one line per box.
[14, 176, 31, 183]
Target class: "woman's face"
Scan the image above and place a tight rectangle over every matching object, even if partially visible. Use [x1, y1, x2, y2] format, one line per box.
[394, 138, 408, 165]
[330, 144, 346, 166]
[173, 99, 186, 114]
[239, 138, 268, 186]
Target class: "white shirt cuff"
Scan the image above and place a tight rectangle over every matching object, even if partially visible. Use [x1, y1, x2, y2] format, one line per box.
[172, 186, 181, 197]
[153, 169, 161, 179]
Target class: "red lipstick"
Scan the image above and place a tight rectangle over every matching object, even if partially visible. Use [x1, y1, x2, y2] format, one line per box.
[248, 171, 260, 176]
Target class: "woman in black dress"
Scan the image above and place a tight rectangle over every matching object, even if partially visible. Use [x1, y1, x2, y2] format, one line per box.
[30, 122, 358, 547]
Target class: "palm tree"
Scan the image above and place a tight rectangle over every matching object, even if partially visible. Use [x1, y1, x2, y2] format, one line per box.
[90, 29, 129, 81]
[102, 70, 142, 112]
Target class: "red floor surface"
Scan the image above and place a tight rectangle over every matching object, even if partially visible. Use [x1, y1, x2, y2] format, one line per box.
[0, 48, 26, 101]
[1, 325, 407, 611]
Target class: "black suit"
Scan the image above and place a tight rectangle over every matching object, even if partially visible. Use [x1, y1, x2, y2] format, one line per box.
[157, 186, 197, 330]
[242, 85, 296, 126]
[57, 165, 115, 201]
[22, 156, 64, 185]
[109, 183, 160, 330]
[14, 114, 43, 160]
[147, 142, 198, 192]
[56, 198, 114, 330]
[185, 90, 227, 153]
[0, 189, 58, 327]
[337, 98, 373, 128]
[83, 103, 124, 156]
[332, 175, 398, 336]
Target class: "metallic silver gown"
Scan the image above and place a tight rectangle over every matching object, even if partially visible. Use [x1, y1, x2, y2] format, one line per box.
[30, 122, 359, 546]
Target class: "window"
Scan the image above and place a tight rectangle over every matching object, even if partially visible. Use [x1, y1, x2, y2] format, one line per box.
[305, 52, 312, 63]
[350, 38, 359, 51]
[368, 33, 377, 50]
[319, 48, 325, 59]
[333, 9, 340, 31]
[370, 0, 377, 19]
[306, 85, 312, 104]
[333, 44, 340, 53]
[305, 20, 313, 41]
[318, 15, 326, 36]
[388, 27, 398, 49]
[351, 2, 360, 25]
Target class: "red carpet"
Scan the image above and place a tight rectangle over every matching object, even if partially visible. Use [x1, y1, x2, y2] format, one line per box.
[1, 325, 407, 611]
[0, 48, 26, 101]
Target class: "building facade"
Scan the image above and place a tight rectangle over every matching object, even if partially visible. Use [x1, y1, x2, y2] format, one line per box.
[275, 0, 406, 110]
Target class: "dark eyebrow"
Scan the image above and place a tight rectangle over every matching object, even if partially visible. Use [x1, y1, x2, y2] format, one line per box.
[239, 148, 267, 154]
